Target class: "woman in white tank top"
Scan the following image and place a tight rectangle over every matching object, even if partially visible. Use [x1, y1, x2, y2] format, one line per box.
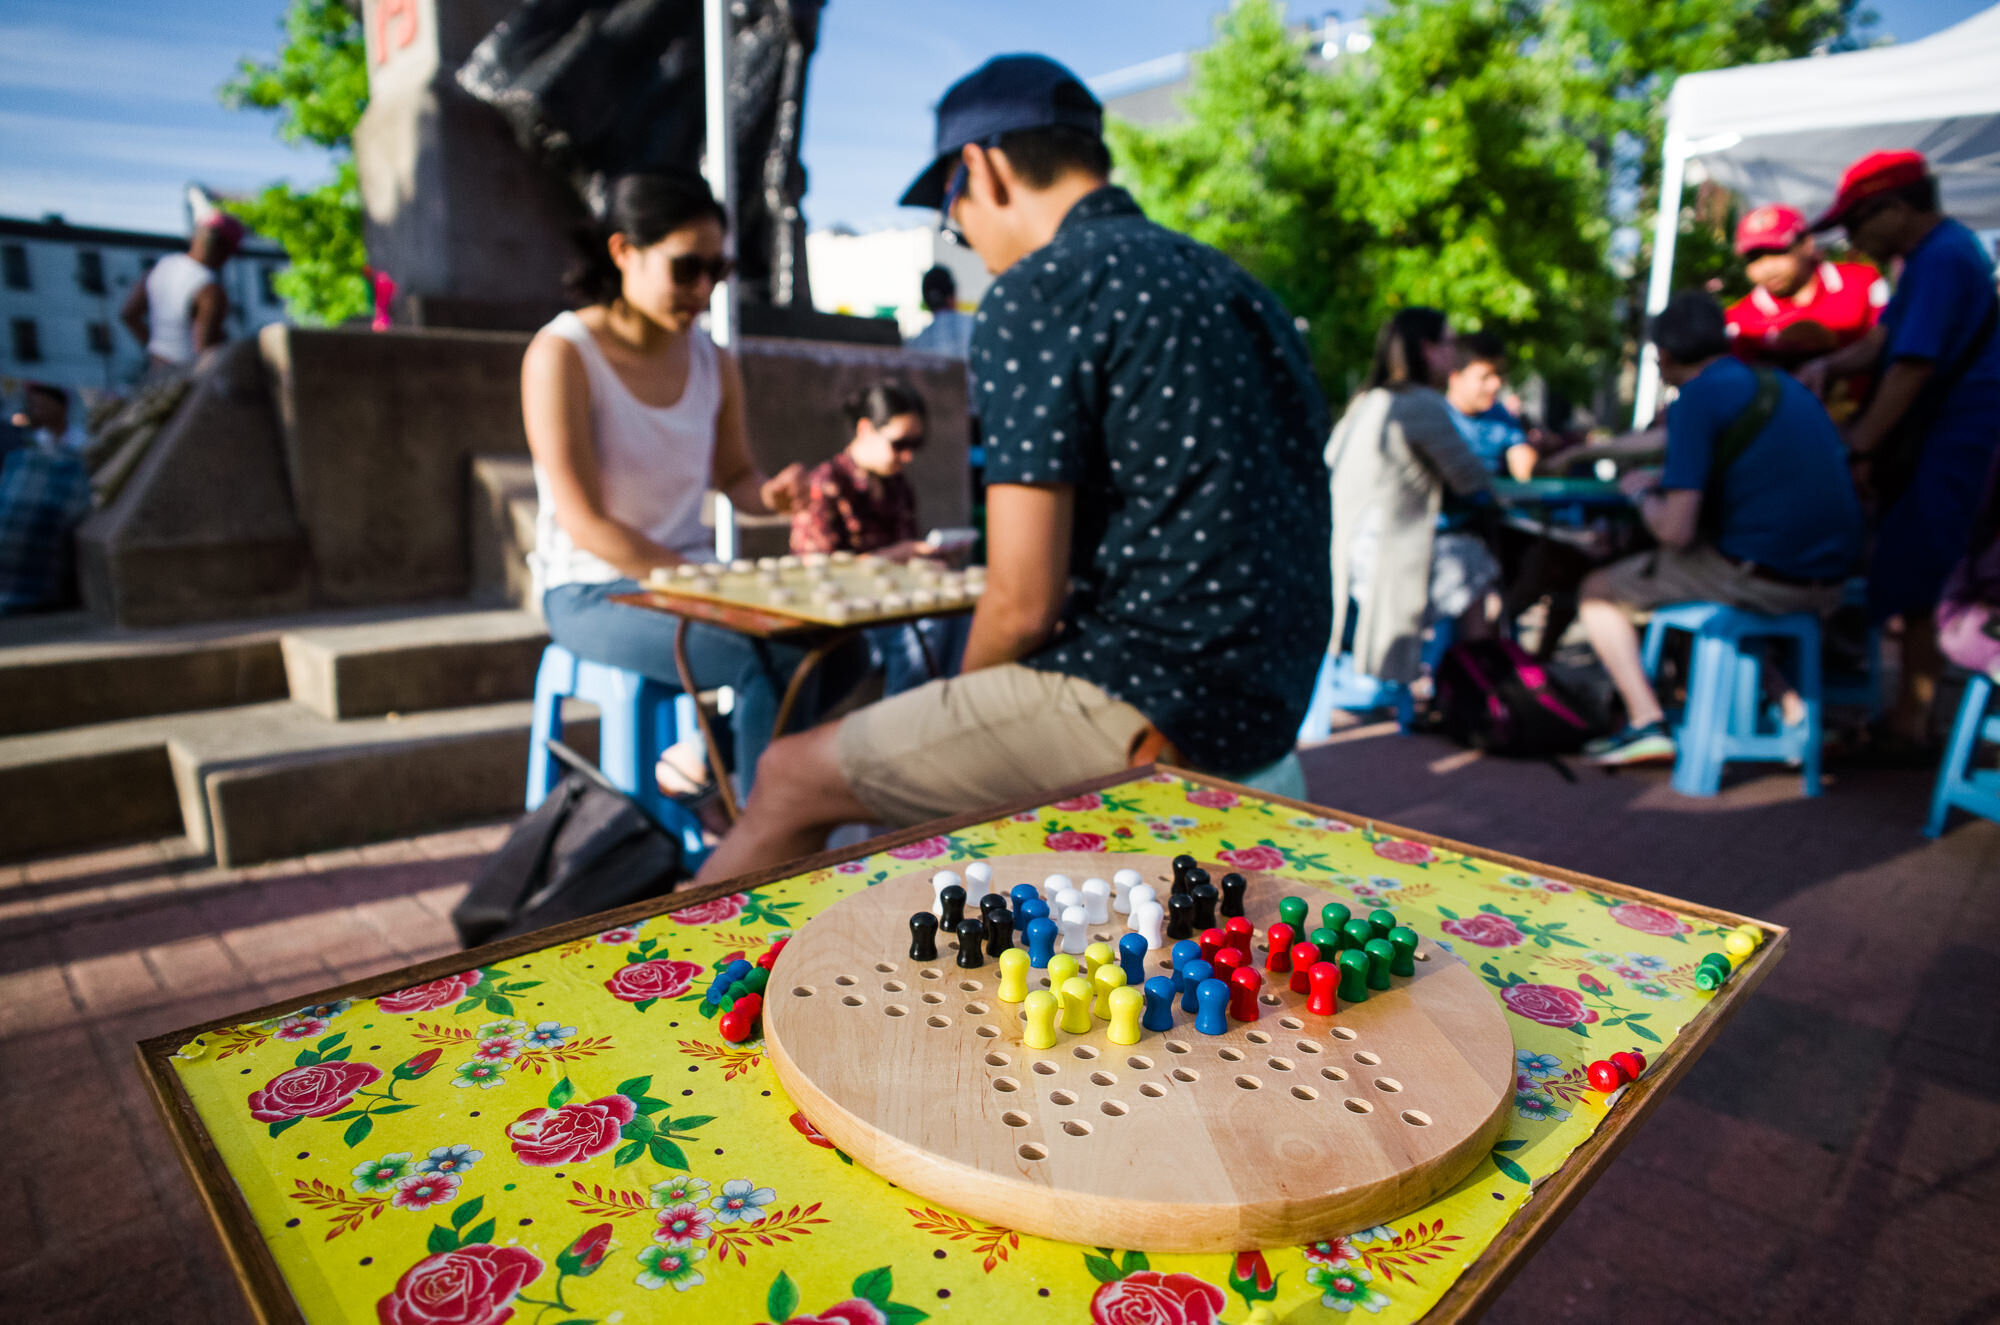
[524, 174, 848, 801]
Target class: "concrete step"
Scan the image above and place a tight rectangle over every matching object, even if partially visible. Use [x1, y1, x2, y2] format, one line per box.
[279, 608, 549, 720]
[0, 699, 598, 866]
[0, 610, 288, 737]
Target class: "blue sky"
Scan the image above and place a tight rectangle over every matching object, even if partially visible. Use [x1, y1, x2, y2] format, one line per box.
[0, 0, 1987, 237]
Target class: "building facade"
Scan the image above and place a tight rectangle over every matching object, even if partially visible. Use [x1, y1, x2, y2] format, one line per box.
[0, 216, 288, 393]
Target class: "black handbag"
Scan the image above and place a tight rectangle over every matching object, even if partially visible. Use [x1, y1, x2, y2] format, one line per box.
[452, 741, 689, 947]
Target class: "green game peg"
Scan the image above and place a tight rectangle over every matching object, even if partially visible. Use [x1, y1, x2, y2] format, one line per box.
[1363, 939, 1395, 990]
[737, 967, 771, 997]
[1341, 918, 1375, 952]
[1694, 964, 1729, 992]
[1336, 949, 1372, 1004]
[1387, 926, 1419, 977]
[1320, 902, 1352, 934]
[1310, 926, 1342, 951]
[1278, 896, 1309, 931]
[1368, 908, 1398, 941]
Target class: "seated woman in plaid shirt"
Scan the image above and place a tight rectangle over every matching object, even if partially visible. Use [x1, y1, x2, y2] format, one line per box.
[792, 381, 969, 691]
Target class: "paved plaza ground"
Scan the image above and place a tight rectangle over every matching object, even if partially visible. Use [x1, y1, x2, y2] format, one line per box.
[2, 727, 1996, 1322]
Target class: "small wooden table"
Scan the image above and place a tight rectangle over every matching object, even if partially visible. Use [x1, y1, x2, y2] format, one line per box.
[140, 767, 1783, 1325]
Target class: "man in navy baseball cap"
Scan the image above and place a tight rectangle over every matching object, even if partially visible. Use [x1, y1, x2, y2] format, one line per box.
[898, 54, 1103, 210]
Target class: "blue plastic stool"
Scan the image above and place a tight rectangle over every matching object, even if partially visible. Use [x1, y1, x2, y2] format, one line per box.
[1821, 578, 1883, 718]
[526, 644, 709, 861]
[1641, 602, 1823, 798]
[1924, 674, 2000, 837]
[1298, 619, 1456, 741]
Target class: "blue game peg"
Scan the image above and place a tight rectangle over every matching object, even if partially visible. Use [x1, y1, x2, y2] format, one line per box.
[1024, 917, 1058, 970]
[1118, 933, 1148, 987]
[1142, 976, 1176, 1032]
[1010, 883, 1039, 908]
[707, 958, 753, 1005]
[1194, 977, 1232, 1035]
[1170, 939, 1201, 989]
[1018, 897, 1051, 924]
[1178, 959, 1214, 1013]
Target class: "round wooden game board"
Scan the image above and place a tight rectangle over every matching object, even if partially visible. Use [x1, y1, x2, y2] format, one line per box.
[764, 853, 1515, 1252]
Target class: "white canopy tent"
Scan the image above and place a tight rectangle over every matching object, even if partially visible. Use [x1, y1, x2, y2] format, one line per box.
[1633, 3, 2000, 424]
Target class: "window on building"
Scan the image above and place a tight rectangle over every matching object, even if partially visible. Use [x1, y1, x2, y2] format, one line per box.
[87, 321, 114, 355]
[11, 319, 43, 363]
[2, 245, 28, 291]
[77, 250, 106, 294]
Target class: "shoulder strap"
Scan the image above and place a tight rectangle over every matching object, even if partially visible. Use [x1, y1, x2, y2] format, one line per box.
[1699, 368, 1781, 533]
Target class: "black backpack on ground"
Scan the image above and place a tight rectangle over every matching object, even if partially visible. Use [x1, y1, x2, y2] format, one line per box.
[452, 741, 689, 947]
[1432, 638, 1598, 760]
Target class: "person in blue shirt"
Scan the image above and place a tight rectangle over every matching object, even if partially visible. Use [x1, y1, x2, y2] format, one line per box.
[1578, 293, 1864, 766]
[1443, 331, 1532, 478]
[1805, 150, 2000, 748]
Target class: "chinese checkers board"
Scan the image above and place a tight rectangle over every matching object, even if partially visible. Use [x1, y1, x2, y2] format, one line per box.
[140, 767, 1785, 1325]
[764, 853, 1515, 1253]
[640, 551, 981, 629]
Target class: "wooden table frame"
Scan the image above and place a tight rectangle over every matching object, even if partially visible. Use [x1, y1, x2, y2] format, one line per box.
[137, 764, 1787, 1325]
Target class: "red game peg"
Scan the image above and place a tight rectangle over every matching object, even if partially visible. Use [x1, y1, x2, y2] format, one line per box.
[755, 938, 791, 970]
[1198, 928, 1226, 963]
[1307, 961, 1339, 1017]
[1586, 1060, 1627, 1093]
[1264, 923, 1297, 973]
[1288, 942, 1319, 994]
[1212, 946, 1248, 977]
[1610, 1050, 1647, 1081]
[1224, 916, 1255, 956]
[1227, 966, 1263, 1021]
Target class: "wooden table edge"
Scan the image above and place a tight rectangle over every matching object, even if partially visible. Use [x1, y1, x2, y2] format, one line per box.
[135, 761, 1786, 1325]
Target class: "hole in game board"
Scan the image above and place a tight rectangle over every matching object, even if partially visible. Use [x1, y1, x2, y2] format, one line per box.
[1155, 959, 1173, 972]
[986, 1052, 1011, 1067]
[1355, 1051, 1381, 1065]
[875, 963, 896, 973]
[1100, 1100, 1128, 1117]
[1292, 1085, 1319, 1101]
[1296, 1041, 1321, 1055]
[1260, 993, 1281, 1006]
[884, 1005, 908, 1018]
[1049, 1091, 1077, 1106]
[841, 996, 864, 1007]
[920, 969, 941, 980]
[1218, 1048, 1244, 1062]
[976, 1025, 1001, 1038]
[1267, 1058, 1294, 1072]
[993, 1077, 1019, 1093]
[791, 986, 815, 997]
[1235, 1076, 1262, 1091]
[1401, 1110, 1432, 1127]
[1345, 1098, 1374, 1115]
[1415, 950, 1431, 962]
[1331, 1027, 1359, 1041]
[1062, 1120, 1093, 1137]
[1172, 1067, 1200, 1083]
[1002, 1112, 1031, 1128]
[835, 976, 856, 986]
[1038, 977, 1051, 988]
[1089, 1071, 1116, 1087]
[921, 992, 944, 1005]
[883, 981, 907, 992]
[1374, 1078, 1402, 1093]
[1279, 1016, 1304, 1030]
[1072, 1046, 1099, 1061]
[1126, 1055, 1154, 1070]
[1018, 1143, 1047, 1161]
[1321, 1067, 1349, 1082]
[1092, 933, 1112, 944]
[1139, 1083, 1165, 1099]
[1246, 1031, 1270, 1045]
[926, 1015, 951, 1029]
[959, 981, 981, 993]
[1032, 1060, 1059, 1075]
[1165, 1040, 1191, 1055]
[966, 1002, 990, 1015]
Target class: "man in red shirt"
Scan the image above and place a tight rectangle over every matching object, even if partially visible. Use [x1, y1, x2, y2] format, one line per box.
[1725, 203, 1888, 419]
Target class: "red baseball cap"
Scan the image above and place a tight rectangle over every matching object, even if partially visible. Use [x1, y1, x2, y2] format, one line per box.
[1734, 204, 1807, 255]
[1810, 149, 1930, 232]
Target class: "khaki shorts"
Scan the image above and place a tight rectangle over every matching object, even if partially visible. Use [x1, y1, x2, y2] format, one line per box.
[835, 664, 1153, 827]
[1591, 543, 1844, 619]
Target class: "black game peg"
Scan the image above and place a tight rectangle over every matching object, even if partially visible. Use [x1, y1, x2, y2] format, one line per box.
[939, 884, 967, 931]
[1191, 882, 1220, 930]
[1171, 854, 1197, 888]
[1219, 872, 1248, 919]
[980, 892, 1009, 922]
[955, 918, 986, 968]
[908, 912, 939, 962]
[1186, 866, 1210, 894]
[1166, 892, 1196, 940]
[984, 909, 1015, 958]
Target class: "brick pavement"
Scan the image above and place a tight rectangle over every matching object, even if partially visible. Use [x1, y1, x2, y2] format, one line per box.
[1, 737, 1995, 1322]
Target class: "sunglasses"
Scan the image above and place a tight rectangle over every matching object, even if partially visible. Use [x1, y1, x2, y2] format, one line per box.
[669, 253, 736, 286]
[937, 136, 1006, 247]
[890, 435, 926, 455]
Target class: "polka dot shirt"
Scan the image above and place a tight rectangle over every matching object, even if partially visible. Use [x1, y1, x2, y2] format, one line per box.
[974, 187, 1332, 775]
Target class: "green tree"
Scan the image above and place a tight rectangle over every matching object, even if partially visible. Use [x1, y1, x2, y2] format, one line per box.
[219, 0, 370, 326]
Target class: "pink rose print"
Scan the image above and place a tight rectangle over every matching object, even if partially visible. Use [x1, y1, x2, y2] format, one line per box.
[1217, 845, 1286, 872]
[782, 1302, 889, 1325]
[376, 1244, 544, 1325]
[377, 972, 483, 1015]
[1439, 913, 1525, 948]
[1089, 1270, 1227, 1325]
[595, 927, 639, 944]
[1372, 838, 1435, 865]
[1608, 903, 1690, 937]
[392, 1170, 461, 1211]
[670, 893, 748, 925]
[1053, 793, 1103, 811]
[247, 1060, 383, 1123]
[1045, 830, 1107, 852]
[1186, 788, 1238, 809]
[472, 1037, 523, 1062]
[654, 1202, 713, 1244]
[1302, 1237, 1358, 1268]
[1500, 983, 1599, 1029]
[887, 836, 949, 860]
[506, 1094, 637, 1166]
[272, 1015, 329, 1041]
[603, 958, 704, 1004]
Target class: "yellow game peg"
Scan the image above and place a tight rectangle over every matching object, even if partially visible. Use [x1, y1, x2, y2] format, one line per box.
[1733, 922, 1764, 945]
[1083, 941, 1115, 983]
[1047, 953, 1080, 994]
[1723, 929, 1759, 958]
[1092, 963, 1128, 1019]
[1023, 990, 1058, 1049]
[1106, 985, 1143, 1045]
[997, 949, 1030, 1004]
[1058, 976, 1094, 1034]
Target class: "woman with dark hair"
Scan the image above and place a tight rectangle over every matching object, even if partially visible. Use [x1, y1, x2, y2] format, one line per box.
[522, 172, 834, 800]
[1325, 308, 1498, 685]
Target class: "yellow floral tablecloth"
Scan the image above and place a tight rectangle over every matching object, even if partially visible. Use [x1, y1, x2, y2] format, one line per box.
[169, 772, 1746, 1324]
